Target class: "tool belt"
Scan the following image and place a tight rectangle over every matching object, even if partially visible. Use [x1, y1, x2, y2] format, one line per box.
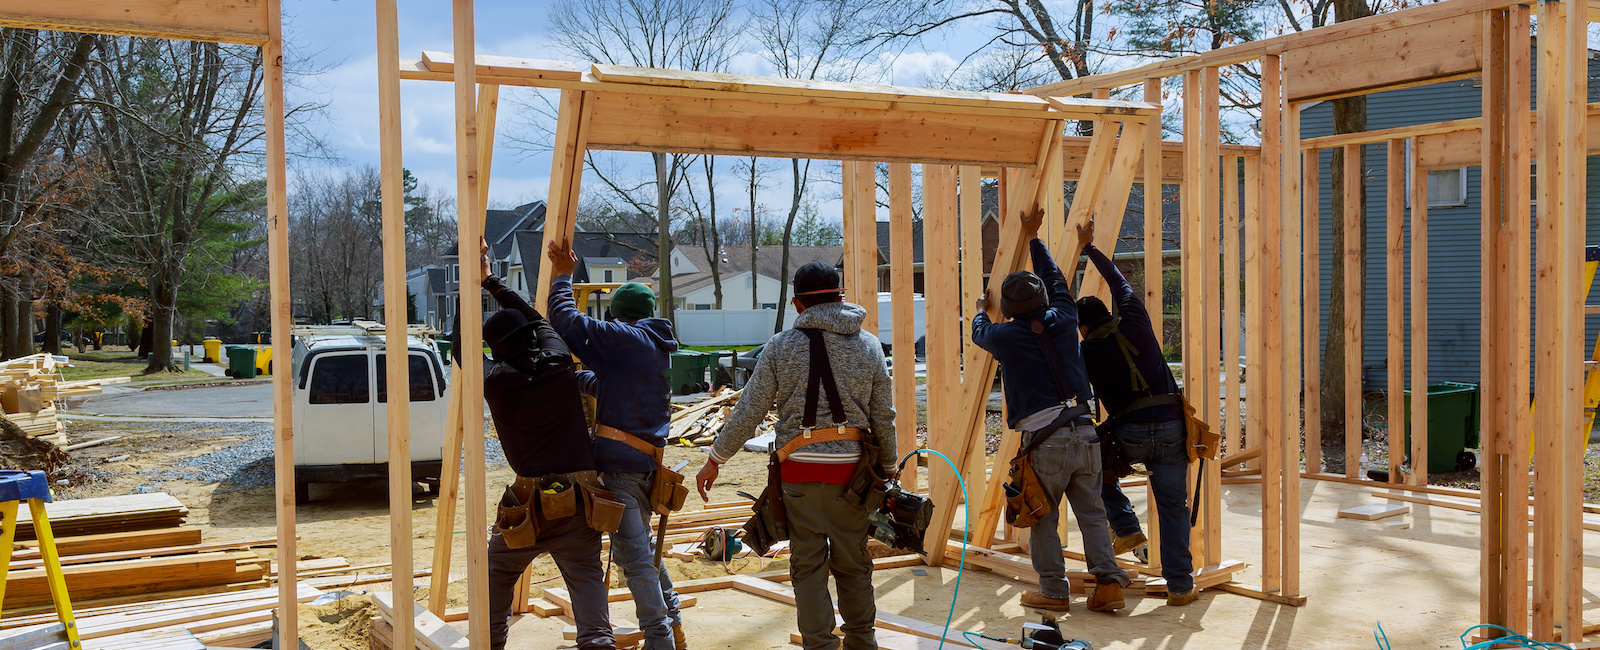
[495, 470, 626, 549]
[1004, 318, 1093, 529]
[742, 328, 887, 555]
[596, 424, 690, 516]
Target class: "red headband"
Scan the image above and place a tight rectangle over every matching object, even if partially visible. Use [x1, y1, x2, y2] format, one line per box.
[796, 287, 844, 296]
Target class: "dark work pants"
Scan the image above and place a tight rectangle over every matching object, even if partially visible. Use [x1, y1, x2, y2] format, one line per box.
[782, 480, 877, 650]
[488, 510, 611, 650]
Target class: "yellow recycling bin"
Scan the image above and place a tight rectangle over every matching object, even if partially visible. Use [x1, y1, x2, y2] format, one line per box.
[203, 339, 222, 363]
[254, 346, 273, 375]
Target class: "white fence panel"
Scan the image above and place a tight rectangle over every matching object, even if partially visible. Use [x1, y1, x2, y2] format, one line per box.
[673, 293, 925, 347]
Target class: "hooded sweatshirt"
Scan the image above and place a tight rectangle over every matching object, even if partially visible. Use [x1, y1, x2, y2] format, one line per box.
[709, 301, 898, 482]
[972, 237, 1095, 428]
[549, 275, 678, 474]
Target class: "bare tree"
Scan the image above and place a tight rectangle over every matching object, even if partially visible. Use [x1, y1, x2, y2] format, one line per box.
[290, 167, 385, 324]
[732, 156, 772, 310]
[548, 0, 741, 322]
[0, 30, 96, 360]
[681, 156, 726, 309]
[85, 38, 265, 373]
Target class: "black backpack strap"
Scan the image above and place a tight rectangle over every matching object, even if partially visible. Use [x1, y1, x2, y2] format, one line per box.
[799, 328, 845, 429]
[1082, 315, 1150, 395]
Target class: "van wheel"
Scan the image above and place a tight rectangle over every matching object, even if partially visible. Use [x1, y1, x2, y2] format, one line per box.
[295, 481, 311, 505]
[426, 481, 441, 496]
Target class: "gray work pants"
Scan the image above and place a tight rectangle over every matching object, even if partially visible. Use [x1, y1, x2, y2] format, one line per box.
[1024, 422, 1130, 599]
[782, 480, 878, 650]
[488, 509, 611, 650]
[605, 471, 682, 650]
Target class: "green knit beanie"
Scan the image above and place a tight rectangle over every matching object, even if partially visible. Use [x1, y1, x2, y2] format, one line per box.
[609, 282, 656, 321]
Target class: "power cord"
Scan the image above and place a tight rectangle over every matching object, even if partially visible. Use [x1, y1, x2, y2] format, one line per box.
[1374, 623, 1573, 650]
[901, 449, 969, 650]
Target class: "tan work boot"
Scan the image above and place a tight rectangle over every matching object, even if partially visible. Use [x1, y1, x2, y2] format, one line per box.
[1020, 590, 1072, 611]
[1112, 531, 1148, 556]
[1166, 589, 1200, 607]
[672, 623, 688, 650]
[1087, 582, 1126, 612]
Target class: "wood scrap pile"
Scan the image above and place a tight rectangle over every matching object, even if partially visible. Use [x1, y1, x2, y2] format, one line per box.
[667, 388, 775, 446]
[0, 582, 323, 649]
[0, 353, 128, 444]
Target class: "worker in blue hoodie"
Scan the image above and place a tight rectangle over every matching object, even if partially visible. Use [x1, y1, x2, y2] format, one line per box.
[547, 237, 686, 650]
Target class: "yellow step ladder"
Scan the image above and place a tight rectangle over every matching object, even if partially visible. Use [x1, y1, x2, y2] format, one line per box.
[0, 470, 81, 649]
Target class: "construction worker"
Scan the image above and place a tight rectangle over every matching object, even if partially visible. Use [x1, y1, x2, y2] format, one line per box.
[455, 239, 614, 650]
[695, 261, 897, 650]
[1075, 221, 1198, 606]
[972, 208, 1129, 613]
[546, 238, 687, 650]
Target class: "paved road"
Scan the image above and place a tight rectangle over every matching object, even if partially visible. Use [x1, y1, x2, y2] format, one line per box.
[73, 382, 273, 418]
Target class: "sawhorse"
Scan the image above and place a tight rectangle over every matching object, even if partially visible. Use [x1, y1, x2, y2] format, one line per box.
[0, 470, 81, 649]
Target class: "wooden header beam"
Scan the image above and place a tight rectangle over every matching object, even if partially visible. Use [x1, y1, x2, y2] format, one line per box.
[1022, 0, 1517, 97]
[0, 0, 270, 45]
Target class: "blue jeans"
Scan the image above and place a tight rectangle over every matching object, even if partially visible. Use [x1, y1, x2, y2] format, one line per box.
[1025, 422, 1129, 599]
[1099, 419, 1195, 594]
[604, 471, 682, 650]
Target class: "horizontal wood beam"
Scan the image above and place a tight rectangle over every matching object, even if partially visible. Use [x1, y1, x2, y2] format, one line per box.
[1300, 117, 1481, 150]
[1414, 102, 1600, 169]
[1023, 0, 1519, 96]
[1064, 136, 1258, 182]
[0, 0, 271, 45]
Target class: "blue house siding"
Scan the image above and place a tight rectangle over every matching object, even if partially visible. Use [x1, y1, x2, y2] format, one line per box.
[1301, 66, 1600, 392]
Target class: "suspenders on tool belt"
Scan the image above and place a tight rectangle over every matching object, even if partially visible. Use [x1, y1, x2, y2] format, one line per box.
[494, 470, 626, 550]
[1003, 319, 1093, 529]
[741, 328, 887, 555]
[1081, 316, 1218, 463]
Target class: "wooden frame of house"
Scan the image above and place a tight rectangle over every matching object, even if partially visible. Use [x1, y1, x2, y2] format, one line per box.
[6, 0, 1590, 645]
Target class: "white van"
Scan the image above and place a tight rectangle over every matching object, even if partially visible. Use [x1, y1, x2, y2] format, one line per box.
[290, 323, 447, 504]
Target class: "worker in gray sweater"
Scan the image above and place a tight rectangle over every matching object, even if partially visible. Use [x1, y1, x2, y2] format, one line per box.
[694, 261, 897, 650]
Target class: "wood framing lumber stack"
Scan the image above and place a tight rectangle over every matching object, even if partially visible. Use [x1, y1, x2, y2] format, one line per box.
[0, 354, 125, 439]
[372, 591, 471, 650]
[2, 550, 264, 609]
[666, 389, 771, 446]
[10, 493, 188, 540]
[0, 583, 322, 649]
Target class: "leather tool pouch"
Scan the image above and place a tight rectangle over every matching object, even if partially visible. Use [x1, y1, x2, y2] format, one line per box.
[650, 465, 690, 516]
[1182, 397, 1220, 462]
[741, 453, 789, 556]
[846, 433, 889, 510]
[572, 471, 626, 534]
[495, 483, 540, 549]
[539, 477, 579, 520]
[1004, 453, 1052, 528]
[1094, 419, 1136, 482]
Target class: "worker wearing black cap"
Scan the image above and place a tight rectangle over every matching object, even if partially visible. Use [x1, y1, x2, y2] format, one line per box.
[971, 209, 1129, 614]
[452, 239, 617, 650]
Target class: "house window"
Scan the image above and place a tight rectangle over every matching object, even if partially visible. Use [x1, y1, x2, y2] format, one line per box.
[694, 303, 711, 310]
[761, 303, 778, 310]
[1425, 168, 1467, 207]
[452, 264, 459, 282]
[604, 269, 614, 282]
[516, 273, 523, 291]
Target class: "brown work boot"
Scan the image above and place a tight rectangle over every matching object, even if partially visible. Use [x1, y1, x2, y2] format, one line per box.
[1112, 531, 1147, 556]
[1167, 588, 1200, 607]
[1020, 590, 1072, 611]
[672, 623, 688, 650]
[1087, 581, 1126, 612]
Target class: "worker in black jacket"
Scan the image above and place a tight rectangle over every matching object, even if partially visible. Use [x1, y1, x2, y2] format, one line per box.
[1075, 221, 1197, 606]
[451, 239, 615, 650]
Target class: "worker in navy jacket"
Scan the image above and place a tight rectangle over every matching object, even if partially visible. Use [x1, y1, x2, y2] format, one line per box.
[971, 208, 1129, 614]
[546, 238, 685, 650]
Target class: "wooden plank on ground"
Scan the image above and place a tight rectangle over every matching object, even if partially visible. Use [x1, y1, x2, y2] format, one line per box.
[371, 591, 469, 650]
[3, 552, 248, 610]
[1336, 503, 1410, 521]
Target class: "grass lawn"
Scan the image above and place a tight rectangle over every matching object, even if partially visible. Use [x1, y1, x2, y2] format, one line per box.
[58, 351, 215, 382]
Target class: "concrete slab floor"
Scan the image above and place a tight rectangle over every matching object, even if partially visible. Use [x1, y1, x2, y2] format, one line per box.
[480, 477, 1600, 649]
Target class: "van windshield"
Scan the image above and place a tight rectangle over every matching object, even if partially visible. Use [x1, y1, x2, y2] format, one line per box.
[377, 353, 438, 402]
[309, 355, 370, 404]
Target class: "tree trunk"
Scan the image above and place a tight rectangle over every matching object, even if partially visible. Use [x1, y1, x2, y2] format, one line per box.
[12, 275, 33, 358]
[748, 160, 759, 311]
[774, 159, 805, 334]
[42, 303, 61, 355]
[653, 152, 676, 322]
[144, 273, 179, 373]
[706, 159, 724, 310]
[0, 284, 15, 360]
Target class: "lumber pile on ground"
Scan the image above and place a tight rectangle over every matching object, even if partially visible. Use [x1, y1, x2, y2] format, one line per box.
[0, 582, 323, 649]
[0, 353, 127, 442]
[666, 388, 775, 446]
[12, 492, 189, 540]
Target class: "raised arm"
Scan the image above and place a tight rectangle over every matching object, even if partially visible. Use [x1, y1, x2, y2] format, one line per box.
[1083, 243, 1136, 306]
[1030, 238, 1076, 317]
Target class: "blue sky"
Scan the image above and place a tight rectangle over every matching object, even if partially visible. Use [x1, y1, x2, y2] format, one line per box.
[279, 0, 989, 221]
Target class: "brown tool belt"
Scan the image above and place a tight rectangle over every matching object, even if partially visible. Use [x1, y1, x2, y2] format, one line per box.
[595, 424, 688, 516]
[495, 470, 626, 549]
[774, 426, 866, 463]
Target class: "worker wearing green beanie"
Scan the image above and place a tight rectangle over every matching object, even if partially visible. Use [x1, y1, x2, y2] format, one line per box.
[607, 282, 656, 321]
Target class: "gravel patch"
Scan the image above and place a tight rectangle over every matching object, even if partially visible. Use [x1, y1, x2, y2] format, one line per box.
[138, 422, 507, 492]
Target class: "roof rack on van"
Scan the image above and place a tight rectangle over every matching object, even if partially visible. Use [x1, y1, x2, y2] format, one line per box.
[291, 320, 440, 338]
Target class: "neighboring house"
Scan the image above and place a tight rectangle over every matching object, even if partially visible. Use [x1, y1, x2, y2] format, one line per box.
[405, 265, 449, 329]
[667, 245, 843, 311]
[1301, 48, 1600, 388]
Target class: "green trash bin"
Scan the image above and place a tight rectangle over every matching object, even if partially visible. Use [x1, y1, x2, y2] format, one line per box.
[1402, 382, 1480, 474]
[435, 339, 452, 358]
[667, 351, 711, 395]
[225, 345, 258, 379]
